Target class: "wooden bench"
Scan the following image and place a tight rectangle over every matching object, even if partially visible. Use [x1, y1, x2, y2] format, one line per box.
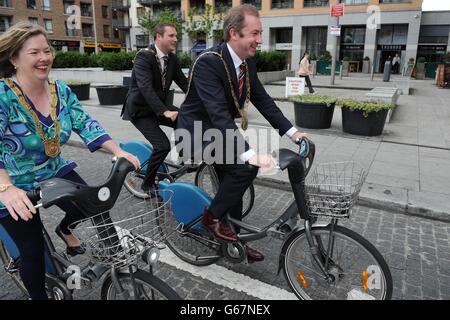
[365, 87, 400, 123]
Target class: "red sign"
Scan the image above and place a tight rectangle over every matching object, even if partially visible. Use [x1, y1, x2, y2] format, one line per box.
[331, 4, 345, 17]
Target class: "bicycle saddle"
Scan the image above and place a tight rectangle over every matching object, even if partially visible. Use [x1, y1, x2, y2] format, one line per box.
[38, 157, 135, 216]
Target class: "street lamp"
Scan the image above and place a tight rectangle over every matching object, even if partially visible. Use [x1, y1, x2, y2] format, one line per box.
[92, 0, 99, 53]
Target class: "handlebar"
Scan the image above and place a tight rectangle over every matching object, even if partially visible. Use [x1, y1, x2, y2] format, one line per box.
[295, 137, 315, 177]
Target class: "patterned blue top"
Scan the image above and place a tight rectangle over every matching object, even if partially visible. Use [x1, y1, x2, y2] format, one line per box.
[0, 78, 111, 218]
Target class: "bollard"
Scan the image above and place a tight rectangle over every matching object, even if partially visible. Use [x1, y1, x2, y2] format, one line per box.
[370, 64, 375, 81]
[340, 65, 343, 80]
[383, 61, 392, 82]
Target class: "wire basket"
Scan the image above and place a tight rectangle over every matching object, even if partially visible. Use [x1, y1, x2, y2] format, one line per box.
[69, 190, 173, 268]
[305, 162, 367, 219]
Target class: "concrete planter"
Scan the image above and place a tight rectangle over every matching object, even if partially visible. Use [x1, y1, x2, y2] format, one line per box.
[96, 85, 128, 105]
[257, 70, 295, 84]
[415, 63, 426, 80]
[341, 61, 349, 77]
[293, 102, 335, 129]
[342, 108, 388, 136]
[67, 83, 91, 100]
[362, 60, 371, 74]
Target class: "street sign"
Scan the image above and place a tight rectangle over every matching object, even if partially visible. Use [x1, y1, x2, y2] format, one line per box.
[330, 26, 341, 36]
[285, 77, 305, 97]
[331, 4, 345, 17]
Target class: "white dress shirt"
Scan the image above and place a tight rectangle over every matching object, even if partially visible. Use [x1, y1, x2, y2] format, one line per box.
[154, 44, 168, 71]
[226, 44, 298, 162]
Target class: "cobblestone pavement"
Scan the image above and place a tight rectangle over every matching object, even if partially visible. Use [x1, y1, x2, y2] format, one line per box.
[1, 145, 449, 300]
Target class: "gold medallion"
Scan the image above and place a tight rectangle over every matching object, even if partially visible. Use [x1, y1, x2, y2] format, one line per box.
[44, 139, 61, 158]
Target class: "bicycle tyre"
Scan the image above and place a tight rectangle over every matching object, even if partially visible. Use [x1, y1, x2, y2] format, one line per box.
[194, 163, 255, 218]
[101, 269, 181, 300]
[281, 224, 393, 300]
[157, 212, 220, 266]
[0, 241, 29, 297]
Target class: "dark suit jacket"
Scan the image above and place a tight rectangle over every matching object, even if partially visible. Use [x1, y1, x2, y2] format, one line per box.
[121, 44, 188, 121]
[176, 42, 293, 162]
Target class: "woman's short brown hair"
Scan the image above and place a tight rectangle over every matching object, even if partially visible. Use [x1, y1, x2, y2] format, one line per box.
[0, 21, 52, 77]
[222, 4, 259, 42]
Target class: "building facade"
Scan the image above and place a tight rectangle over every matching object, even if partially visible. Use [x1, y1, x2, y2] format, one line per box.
[0, 0, 128, 52]
[179, 0, 450, 73]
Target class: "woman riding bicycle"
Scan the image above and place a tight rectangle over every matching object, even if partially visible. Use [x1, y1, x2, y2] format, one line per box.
[0, 22, 140, 300]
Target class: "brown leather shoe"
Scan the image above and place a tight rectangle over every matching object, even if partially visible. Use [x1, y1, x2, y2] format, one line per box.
[245, 245, 264, 263]
[201, 209, 238, 242]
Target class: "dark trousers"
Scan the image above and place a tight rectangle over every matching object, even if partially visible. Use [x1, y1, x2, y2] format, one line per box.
[0, 170, 87, 300]
[131, 113, 177, 188]
[208, 164, 258, 226]
[299, 75, 315, 94]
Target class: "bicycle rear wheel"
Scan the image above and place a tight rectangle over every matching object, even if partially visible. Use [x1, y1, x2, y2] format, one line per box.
[157, 210, 220, 266]
[101, 269, 181, 300]
[194, 163, 255, 218]
[0, 241, 28, 297]
[281, 225, 392, 300]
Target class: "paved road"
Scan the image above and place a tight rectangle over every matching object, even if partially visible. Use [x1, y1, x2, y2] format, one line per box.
[1, 145, 449, 301]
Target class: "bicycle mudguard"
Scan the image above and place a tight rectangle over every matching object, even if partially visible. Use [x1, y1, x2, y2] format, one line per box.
[120, 140, 153, 172]
[158, 181, 212, 230]
[119, 140, 167, 173]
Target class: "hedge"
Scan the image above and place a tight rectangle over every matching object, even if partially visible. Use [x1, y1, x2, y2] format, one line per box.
[53, 51, 137, 70]
[254, 51, 287, 72]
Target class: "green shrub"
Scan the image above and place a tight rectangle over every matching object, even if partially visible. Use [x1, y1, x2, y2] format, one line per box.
[363, 56, 370, 61]
[177, 52, 192, 69]
[289, 94, 337, 107]
[338, 98, 395, 116]
[342, 56, 350, 62]
[254, 51, 287, 72]
[310, 53, 317, 61]
[417, 57, 427, 64]
[53, 51, 90, 68]
[53, 51, 137, 70]
[65, 80, 91, 85]
[317, 51, 332, 61]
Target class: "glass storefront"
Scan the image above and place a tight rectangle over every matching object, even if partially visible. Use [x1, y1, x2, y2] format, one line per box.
[339, 26, 366, 71]
[376, 24, 408, 72]
[304, 26, 327, 58]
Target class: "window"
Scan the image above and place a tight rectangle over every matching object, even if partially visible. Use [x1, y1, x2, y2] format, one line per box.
[215, 0, 232, 13]
[190, 0, 205, 15]
[378, 24, 408, 45]
[113, 28, 120, 39]
[0, 15, 12, 32]
[0, 0, 12, 8]
[80, 3, 92, 17]
[304, 0, 328, 7]
[65, 20, 77, 36]
[28, 17, 38, 26]
[82, 23, 94, 37]
[305, 26, 328, 57]
[64, 0, 75, 14]
[102, 5, 108, 18]
[44, 19, 53, 33]
[419, 25, 449, 44]
[342, 27, 366, 44]
[379, 0, 410, 3]
[242, 0, 261, 10]
[27, 0, 36, 9]
[136, 34, 149, 47]
[275, 28, 292, 43]
[272, 0, 293, 9]
[103, 25, 110, 38]
[42, 0, 51, 10]
[136, 7, 145, 21]
[339, 0, 368, 4]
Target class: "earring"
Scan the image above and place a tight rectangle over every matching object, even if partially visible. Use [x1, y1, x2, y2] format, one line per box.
[13, 65, 17, 70]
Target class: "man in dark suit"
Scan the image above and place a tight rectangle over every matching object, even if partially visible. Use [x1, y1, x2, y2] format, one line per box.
[176, 4, 307, 262]
[122, 23, 188, 192]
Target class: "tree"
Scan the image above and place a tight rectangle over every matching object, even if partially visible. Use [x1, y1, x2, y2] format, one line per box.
[139, 7, 182, 42]
[183, 3, 225, 41]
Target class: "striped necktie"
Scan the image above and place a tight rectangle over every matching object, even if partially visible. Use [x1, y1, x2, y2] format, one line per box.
[239, 61, 247, 98]
[162, 55, 168, 79]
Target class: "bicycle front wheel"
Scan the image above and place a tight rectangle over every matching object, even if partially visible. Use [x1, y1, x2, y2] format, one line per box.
[124, 171, 150, 199]
[0, 241, 28, 297]
[281, 225, 393, 300]
[101, 269, 181, 300]
[194, 163, 255, 218]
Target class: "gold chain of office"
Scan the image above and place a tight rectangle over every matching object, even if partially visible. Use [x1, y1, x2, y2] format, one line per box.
[184, 51, 251, 130]
[141, 48, 167, 91]
[4, 78, 61, 158]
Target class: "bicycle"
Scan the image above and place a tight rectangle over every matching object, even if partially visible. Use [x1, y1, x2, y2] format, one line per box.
[0, 157, 181, 300]
[119, 140, 255, 218]
[132, 137, 393, 299]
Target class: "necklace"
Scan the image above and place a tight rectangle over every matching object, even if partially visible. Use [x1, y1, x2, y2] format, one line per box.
[4, 78, 61, 158]
[185, 50, 251, 130]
